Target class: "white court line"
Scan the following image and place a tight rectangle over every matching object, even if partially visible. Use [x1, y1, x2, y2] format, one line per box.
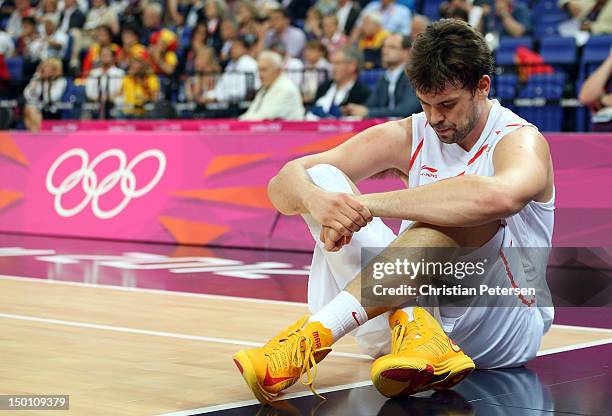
[0, 274, 309, 307]
[0, 312, 371, 361]
[1, 274, 611, 335]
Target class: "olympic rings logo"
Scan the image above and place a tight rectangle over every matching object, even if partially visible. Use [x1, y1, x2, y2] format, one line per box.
[45, 148, 167, 219]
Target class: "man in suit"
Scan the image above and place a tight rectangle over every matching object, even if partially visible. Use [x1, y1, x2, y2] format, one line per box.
[308, 46, 370, 119]
[343, 33, 420, 119]
[239, 50, 304, 121]
[59, 0, 85, 33]
[336, 0, 362, 36]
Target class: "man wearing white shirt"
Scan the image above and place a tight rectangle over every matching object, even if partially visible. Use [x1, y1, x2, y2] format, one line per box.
[360, 0, 412, 36]
[29, 14, 69, 61]
[85, 45, 124, 113]
[204, 36, 259, 104]
[239, 51, 304, 121]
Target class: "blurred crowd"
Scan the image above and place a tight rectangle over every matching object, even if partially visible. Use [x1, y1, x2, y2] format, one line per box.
[0, 0, 610, 130]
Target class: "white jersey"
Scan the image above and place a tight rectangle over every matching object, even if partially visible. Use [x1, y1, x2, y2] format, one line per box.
[400, 99, 555, 332]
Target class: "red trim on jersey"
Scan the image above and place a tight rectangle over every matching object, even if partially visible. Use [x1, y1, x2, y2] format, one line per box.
[456, 171, 465, 176]
[409, 138, 425, 171]
[500, 249, 535, 307]
[467, 144, 489, 166]
[505, 123, 524, 127]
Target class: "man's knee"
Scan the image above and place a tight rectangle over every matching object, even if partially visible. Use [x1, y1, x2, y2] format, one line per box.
[306, 164, 358, 194]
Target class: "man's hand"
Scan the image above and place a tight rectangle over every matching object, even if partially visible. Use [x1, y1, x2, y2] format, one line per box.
[305, 189, 373, 239]
[320, 225, 353, 251]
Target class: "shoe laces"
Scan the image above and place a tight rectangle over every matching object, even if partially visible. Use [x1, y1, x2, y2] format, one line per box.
[265, 330, 330, 400]
[391, 321, 421, 354]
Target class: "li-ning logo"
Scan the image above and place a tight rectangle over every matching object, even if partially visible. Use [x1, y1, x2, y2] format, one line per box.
[420, 164, 438, 178]
[46, 148, 166, 219]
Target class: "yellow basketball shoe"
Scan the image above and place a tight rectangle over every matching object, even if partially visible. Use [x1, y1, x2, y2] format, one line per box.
[370, 307, 475, 398]
[233, 317, 333, 404]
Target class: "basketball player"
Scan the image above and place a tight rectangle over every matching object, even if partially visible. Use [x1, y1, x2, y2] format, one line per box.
[233, 19, 555, 403]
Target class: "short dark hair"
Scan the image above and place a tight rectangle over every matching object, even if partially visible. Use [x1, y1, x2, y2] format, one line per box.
[406, 19, 493, 95]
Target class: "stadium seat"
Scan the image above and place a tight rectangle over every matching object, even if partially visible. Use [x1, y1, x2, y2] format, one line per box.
[6, 57, 23, 80]
[518, 73, 565, 131]
[496, 37, 534, 66]
[359, 69, 384, 90]
[540, 36, 577, 65]
[494, 74, 519, 99]
[422, 0, 442, 21]
[582, 35, 612, 67]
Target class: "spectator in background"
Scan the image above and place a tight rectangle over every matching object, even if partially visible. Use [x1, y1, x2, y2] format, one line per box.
[321, 15, 348, 59]
[309, 46, 370, 119]
[239, 50, 304, 120]
[202, 35, 259, 104]
[336, 0, 361, 36]
[81, 25, 120, 77]
[270, 41, 304, 90]
[15, 16, 38, 70]
[23, 57, 67, 131]
[148, 29, 178, 76]
[343, 34, 420, 119]
[37, 0, 61, 23]
[440, 0, 484, 27]
[58, 0, 85, 34]
[265, 7, 306, 58]
[278, 0, 311, 22]
[304, 7, 323, 40]
[314, 0, 336, 16]
[141, 3, 163, 45]
[356, 10, 389, 68]
[168, 0, 203, 27]
[181, 22, 210, 75]
[481, 0, 531, 38]
[579, 48, 612, 131]
[559, 0, 612, 34]
[204, 0, 227, 54]
[119, 50, 160, 117]
[6, 0, 34, 37]
[184, 46, 221, 105]
[117, 25, 145, 71]
[83, 0, 119, 35]
[219, 18, 239, 65]
[302, 39, 331, 104]
[29, 14, 69, 61]
[85, 44, 124, 116]
[0, 26, 14, 57]
[360, 0, 411, 36]
[235, 0, 260, 43]
[410, 14, 429, 43]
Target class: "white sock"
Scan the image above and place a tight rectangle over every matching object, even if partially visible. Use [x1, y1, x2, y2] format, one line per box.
[309, 291, 369, 342]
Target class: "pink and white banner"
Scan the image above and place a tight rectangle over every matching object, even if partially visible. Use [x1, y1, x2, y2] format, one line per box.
[0, 123, 611, 249]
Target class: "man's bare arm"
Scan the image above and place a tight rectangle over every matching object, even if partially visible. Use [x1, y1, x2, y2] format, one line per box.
[267, 119, 412, 235]
[358, 127, 553, 227]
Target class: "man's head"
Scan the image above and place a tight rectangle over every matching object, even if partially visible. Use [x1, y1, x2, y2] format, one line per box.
[64, 0, 77, 9]
[257, 50, 283, 88]
[99, 45, 115, 68]
[406, 19, 493, 145]
[331, 46, 361, 84]
[15, 0, 29, 12]
[220, 18, 238, 41]
[122, 25, 140, 48]
[230, 36, 251, 61]
[361, 11, 383, 38]
[382, 33, 411, 70]
[322, 15, 339, 39]
[269, 8, 289, 33]
[142, 3, 162, 30]
[42, 14, 58, 35]
[304, 40, 326, 66]
[21, 17, 36, 36]
[95, 25, 113, 45]
[410, 14, 429, 43]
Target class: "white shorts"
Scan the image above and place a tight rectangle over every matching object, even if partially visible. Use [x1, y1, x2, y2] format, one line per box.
[304, 164, 550, 369]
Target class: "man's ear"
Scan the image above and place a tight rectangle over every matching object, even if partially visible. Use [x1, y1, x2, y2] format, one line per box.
[478, 75, 491, 98]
